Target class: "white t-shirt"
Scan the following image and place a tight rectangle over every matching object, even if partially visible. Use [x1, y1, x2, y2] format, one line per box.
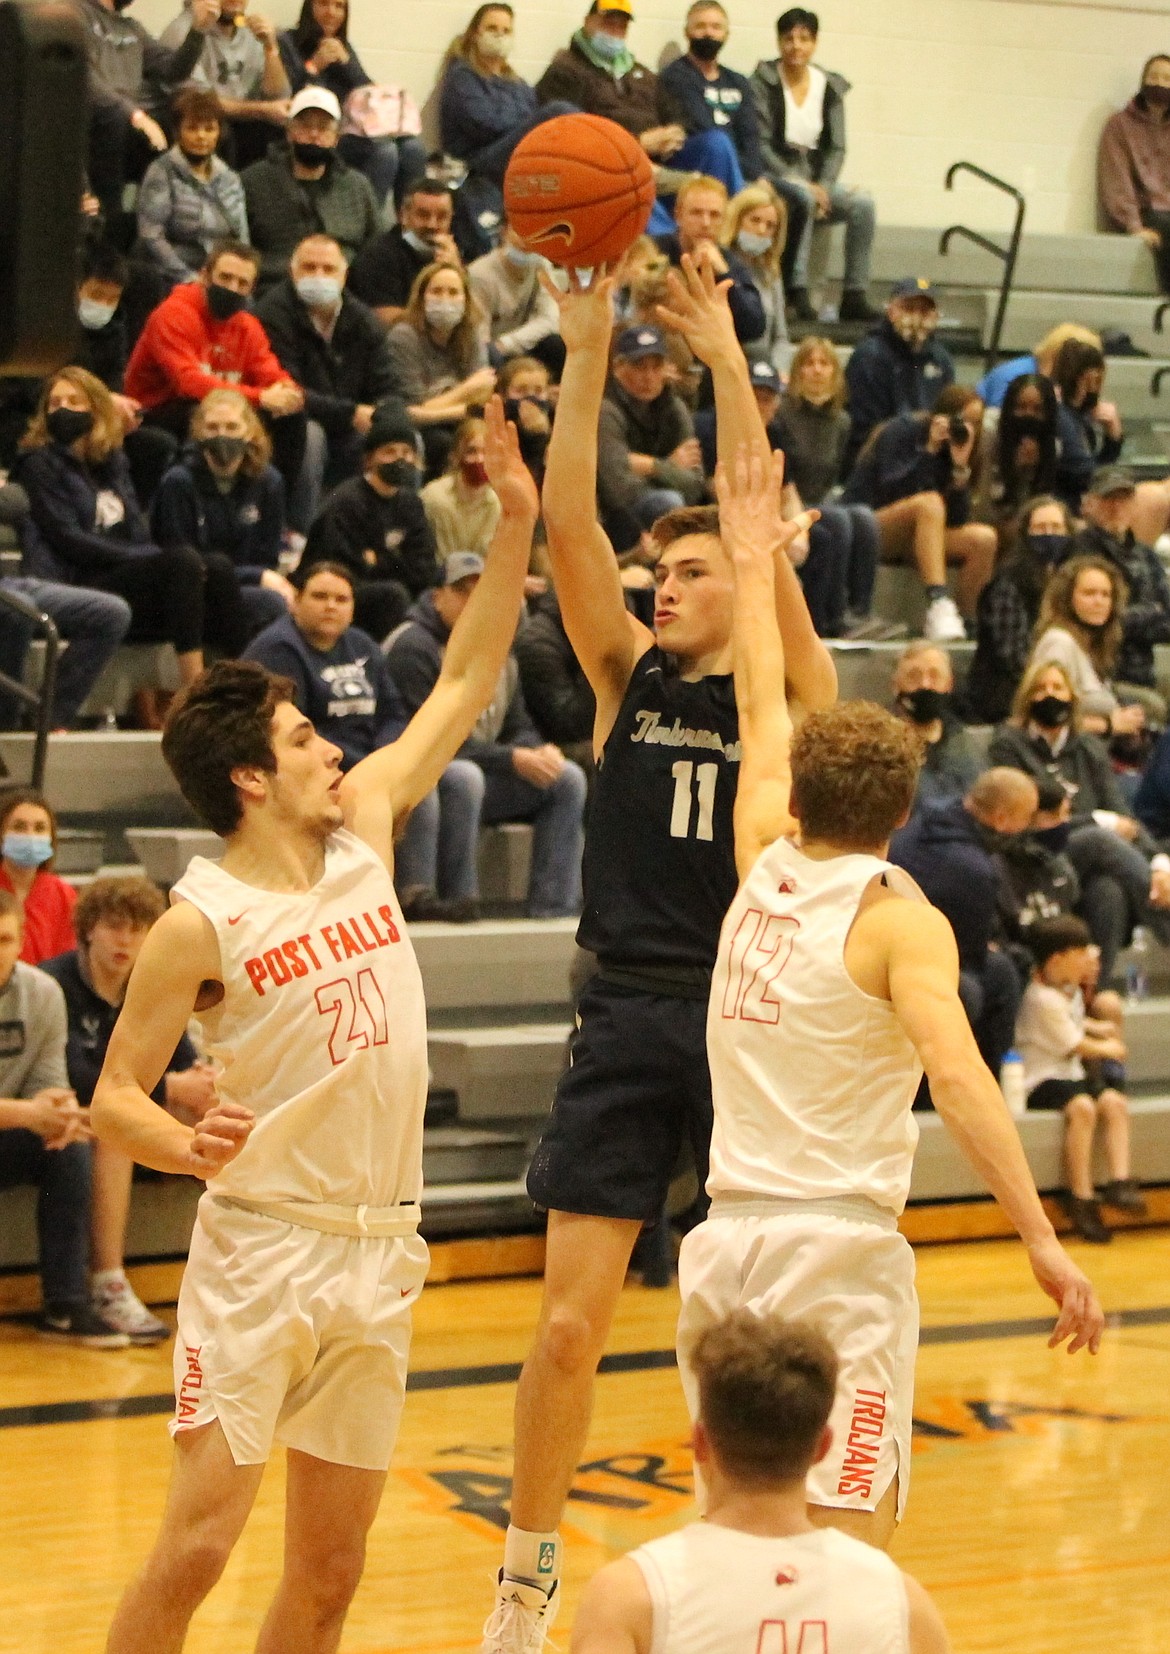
[782, 65, 828, 151]
[1016, 979, 1085, 1092]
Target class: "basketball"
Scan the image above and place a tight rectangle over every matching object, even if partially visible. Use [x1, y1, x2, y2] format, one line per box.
[503, 113, 656, 270]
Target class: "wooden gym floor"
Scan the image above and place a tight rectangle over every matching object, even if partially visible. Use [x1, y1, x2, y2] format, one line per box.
[0, 1230, 1168, 1654]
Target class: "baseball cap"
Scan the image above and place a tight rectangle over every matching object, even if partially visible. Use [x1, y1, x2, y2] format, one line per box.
[1088, 464, 1135, 498]
[364, 402, 417, 453]
[615, 324, 667, 361]
[289, 86, 342, 123]
[889, 276, 938, 302]
[749, 360, 781, 392]
[593, 0, 634, 14]
[443, 552, 485, 586]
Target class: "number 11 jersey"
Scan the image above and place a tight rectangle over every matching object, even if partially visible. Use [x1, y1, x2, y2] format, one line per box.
[172, 828, 428, 1210]
[578, 649, 742, 973]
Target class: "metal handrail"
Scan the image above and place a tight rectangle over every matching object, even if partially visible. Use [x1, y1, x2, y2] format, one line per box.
[0, 585, 59, 790]
[1154, 300, 1170, 335]
[1151, 365, 1170, 397]
[939, 162, 1027, 376]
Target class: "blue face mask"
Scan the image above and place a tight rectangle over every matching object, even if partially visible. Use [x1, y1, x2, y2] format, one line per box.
[3, 832, 52, 869]
[295, 275, 343, 309]
[736, 229, 773, 259]
[590, 29, 625, 60]
[504, 244, 540, 270]
[78, 297, 117, 331]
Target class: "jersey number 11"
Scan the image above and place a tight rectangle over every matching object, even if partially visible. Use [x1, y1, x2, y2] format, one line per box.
[670, 760, 718, 841]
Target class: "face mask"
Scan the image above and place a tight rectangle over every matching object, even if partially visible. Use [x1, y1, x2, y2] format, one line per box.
[1010, 413, 1047, 441]
[1143, 84, 1170, 107]
[590, 29, 625, 61]
[402, 229, 435, 256]
[974, 820, 1019, 853]
[425, 297, 465, 331]
[898, 687, 949, 724]
[199, 434, 247, 468]
[46, 407, 94, 446]
[736, 229, 773, 258]
[461, 459, 490, 487]
[1029, 694, 1073, 729]
[688, 35, 722, 61]
[375, 459, 419, 490]
[206, 282, 249, 321]
[295, 274, 343, 309]
[1025, 532, 1069, 565]
[78, 297, 117, 331]
[179, 145, 212, 167]
[504, 395, 550, 422]
[2, 832, 53, 869]
[291, 141, 334, 170]
[892, 313, 936, 349]
[1034, 822, 1072, 854]
[478, 31, 513, 58]
[1079, 390, 1099, 413]
[504, 244, 540, 270]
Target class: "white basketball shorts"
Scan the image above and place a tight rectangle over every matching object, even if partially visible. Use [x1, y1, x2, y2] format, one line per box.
[171, 1195, 429, 1469]
[677, 1210, 918, 1520]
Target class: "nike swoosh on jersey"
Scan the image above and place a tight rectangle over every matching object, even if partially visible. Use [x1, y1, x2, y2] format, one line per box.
[227, 913, 247, 925]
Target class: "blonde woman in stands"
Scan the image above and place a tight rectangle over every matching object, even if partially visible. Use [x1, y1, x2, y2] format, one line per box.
[386, 262, 496, 474]
[723, 181, 790, 372]
[421, 415, 502, 560]
[976, 322, 1102, 408]
[1028, 555, 1154, 738]
[0, 790, 76, 966]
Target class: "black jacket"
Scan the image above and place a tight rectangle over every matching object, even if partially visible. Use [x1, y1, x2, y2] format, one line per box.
[304, 474, 439, 592]
[843, 319, 955, 472]
[513, 591, 596, 746]
[1067, 522, 1170, 689]
[658, 55, 765, 179]
[152, 450, 284, 582]
[988, 722, 1131, 827]
[654, 232, 765, 347]
[597, 381, 703, 516]
[15, 442, 156, 583]
[842, 412, 971, 527]
[41, 948, 195, 1109]
[254, 280, 401, 437]
[348, 227, 437, 312]
[888, 796, 1000, 971]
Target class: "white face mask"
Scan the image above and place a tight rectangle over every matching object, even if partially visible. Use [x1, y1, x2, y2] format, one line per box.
[736, 229, 773, 258]
[78, 297, 118, 330]
[425, 297, 466, 331]
[478, 30, 513, 59]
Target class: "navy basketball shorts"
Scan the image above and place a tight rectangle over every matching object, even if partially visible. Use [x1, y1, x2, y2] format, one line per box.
[526, 977, 713, 1224]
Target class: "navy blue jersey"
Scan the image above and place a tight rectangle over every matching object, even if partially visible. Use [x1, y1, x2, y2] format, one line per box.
[578, 648, 740, 973]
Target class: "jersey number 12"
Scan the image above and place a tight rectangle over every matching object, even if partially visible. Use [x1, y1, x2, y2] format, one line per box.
[670, 760, 718, 841]
[756, 1621, 829, 1654]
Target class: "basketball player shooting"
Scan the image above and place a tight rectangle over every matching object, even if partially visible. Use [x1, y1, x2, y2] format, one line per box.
[480, 259, 832, 1654]
[90, 399, 539, 1654]
[676, 441, 1104, 1550]
[572, 1312, 952, 1654]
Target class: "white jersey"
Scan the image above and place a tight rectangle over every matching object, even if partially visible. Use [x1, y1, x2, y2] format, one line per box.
[630, 1522, 909, 1654]
[707, 839, 924, 1215]
[172, 827, 427, 1209]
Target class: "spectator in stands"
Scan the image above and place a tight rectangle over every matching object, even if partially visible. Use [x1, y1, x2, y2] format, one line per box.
[1051, 339, 1123, 514]
[750, 7, 877, 323]
[303, 402, 440, 639]
[469, 232, 564, 378]
[614, 238, 698, 397]
[977, 323, 1102, 409]
[722, 183, 790, 371]
[655, 176, 766, 347]
[980, 374, 1062, 536]
[151, 388, 292, 642]
[386, 263, 496, 473]
[1135, 723, 1170, 848]
[1098, 54, 1170, 293]
[0, 892, 111, 1345]
[841, 384, 996, 642]
[0, 792, 76, 965]
[421, 417, 502, 560]
[42, 875, 212, 1341]
[74, 0, 218, 216]
[597, 325, 705, 551]
[843, 277, 955, 471]
[241, 87, 380, 290]
[498, 355, 553, 484]
[966, 495, 1071, 725]
[660, 4, 770, 196]
[160, 0, 289, 170]
[1071, 466, 1170, 705]
[514, 587, 596, 771]
[891, 643, 984, 808]
[245, 560, 482, 917]
[534, 0, 744, 204]
[15, 368, 228, 698]
[1029, 556, 1152, 737]
[889, 767, 1035, 1080]
[1017, 914, 1145, 1241]
[279, 0, 428, 213]
[387, 552, 587, 917]
[348, 181, 464, 329]
[135, 89, 250, 290]
[996, 777, 1083, 959]
[255, 233, 402, 523]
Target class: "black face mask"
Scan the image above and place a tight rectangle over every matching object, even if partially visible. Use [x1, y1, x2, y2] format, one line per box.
[375, 459, 419, 490]
[46, 407, 94, 446]
[1033, 822, 1072, 854]
[1142, 84, 1170, 108]
[898, 686, 949, 724]
[1009, 414, 1047, 442]
[291, 141, 334, 170]
[180, 146, 213, 167]
[973, 820, 1021, 853]
[199, 434, 247, 468]
[206, 282, 249, 321]
[688, 35, 722, 60]
[1025, 532, 1070, 566]
[1078, 390, 1100, 413]
[1030, 694, 1073, 729]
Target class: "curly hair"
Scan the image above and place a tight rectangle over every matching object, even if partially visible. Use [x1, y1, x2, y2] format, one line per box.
[1033, 555, 1126, 679]
[74, 875, 165, 948]
[789, 701, 922, 849]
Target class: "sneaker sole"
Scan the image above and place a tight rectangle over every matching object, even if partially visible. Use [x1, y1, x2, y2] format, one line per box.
[37, 1327, 131, 1349]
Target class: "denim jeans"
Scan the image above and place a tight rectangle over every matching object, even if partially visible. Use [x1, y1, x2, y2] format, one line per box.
[806, 503, 880, 631]
[0, 577, 131, 727]
[482, 759, 587, 917]
[394, 759, 485, 900]
[785, 178, 875, 291]
[0, 1129, 92, 1309]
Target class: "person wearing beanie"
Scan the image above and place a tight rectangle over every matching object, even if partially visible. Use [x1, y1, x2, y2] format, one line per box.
[302, 401, 439, 640]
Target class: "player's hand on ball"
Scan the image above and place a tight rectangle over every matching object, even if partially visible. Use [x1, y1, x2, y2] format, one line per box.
[656, 255, 739, 369]
[538, 265, 619, 357]
[483, 396, 540, 520]
[1027, 1235, 1104, 1354]
[187, 1102, 255, 1179]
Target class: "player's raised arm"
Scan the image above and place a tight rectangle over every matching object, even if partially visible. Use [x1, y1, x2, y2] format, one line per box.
[882, 899, 1104, 1355]
[716, 444, 813, 879]
[341, 397, 537, 857]
[91, 903, 254, 1178]
[657, 258, 836, 718]
[538, 265, 654, 745]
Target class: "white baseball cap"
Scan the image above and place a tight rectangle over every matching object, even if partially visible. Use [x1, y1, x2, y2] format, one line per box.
[289, 87, 342, 123]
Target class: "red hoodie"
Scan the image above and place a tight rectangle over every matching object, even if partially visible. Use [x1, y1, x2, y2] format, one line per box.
[125, 281, 295, 409]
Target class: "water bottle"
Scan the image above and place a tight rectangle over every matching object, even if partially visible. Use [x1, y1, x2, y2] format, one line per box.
[999, 1049, 1027, 1117]
[1126, 926, 1150, 1001]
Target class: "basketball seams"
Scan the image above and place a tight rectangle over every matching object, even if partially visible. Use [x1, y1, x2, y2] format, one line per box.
[503, 111, 655, 267]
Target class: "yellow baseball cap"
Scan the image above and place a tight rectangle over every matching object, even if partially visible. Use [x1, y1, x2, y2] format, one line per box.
[594, 0, 634, 16]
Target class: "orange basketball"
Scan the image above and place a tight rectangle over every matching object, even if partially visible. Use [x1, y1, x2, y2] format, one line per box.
[504, 113, 656, 270]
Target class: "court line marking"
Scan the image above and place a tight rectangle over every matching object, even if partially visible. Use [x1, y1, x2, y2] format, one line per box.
[2, 1305, 1166, 1431]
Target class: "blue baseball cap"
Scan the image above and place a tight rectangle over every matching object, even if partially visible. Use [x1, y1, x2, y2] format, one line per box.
[890, 276, 938, 302]
[749, 360, 781, 392]
[615, 325, 667, 361]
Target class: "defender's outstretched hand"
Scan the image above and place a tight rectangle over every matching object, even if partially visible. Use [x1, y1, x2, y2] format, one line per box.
[1027, 1235, 1105, 1355]
[656, 253, 741, 369]
[482, 395, 540, 521]
[537, 264, 620, 356]
[714, 444, 819, 575]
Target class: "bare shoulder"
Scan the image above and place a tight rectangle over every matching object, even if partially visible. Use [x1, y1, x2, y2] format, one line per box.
[855, 879, 954, 951]
[903, 1571, 952, 1654]
[141, 899, 223, 985]
[571, 1557, 652, 1654]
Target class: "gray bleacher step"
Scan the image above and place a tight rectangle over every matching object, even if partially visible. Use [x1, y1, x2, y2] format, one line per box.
[53, 827, 106, 877]
[0, 730, 190, 826]
[422, 1124, 531, 1185]
[128, 826, 222, 885]
[830, 636, 973, 704]
[819, 225, 1160, 298]
[428, 1021, 570, 1121]
[990, 289, 1166, 354]
[1109, 995, 1170, 1085]
[412, 917, 577, 1012]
